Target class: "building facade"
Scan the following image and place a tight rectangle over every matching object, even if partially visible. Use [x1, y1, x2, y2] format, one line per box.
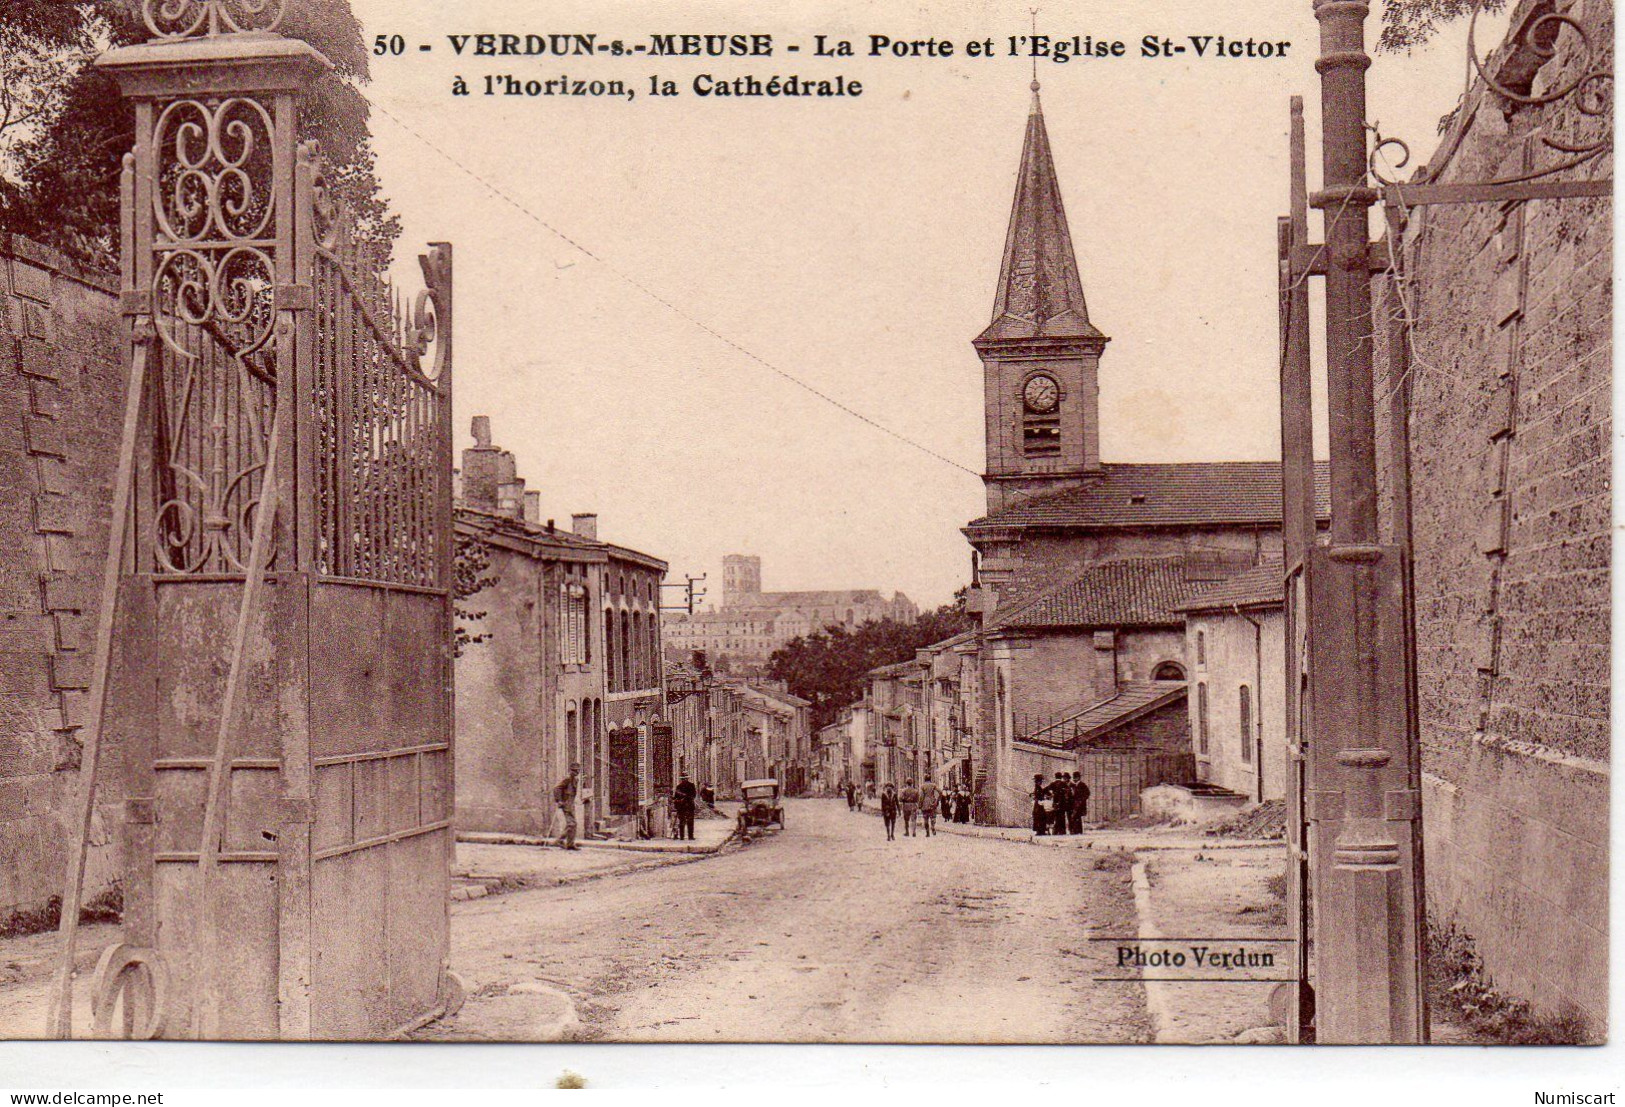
[1175, 561, 1286, 804]
[663, 669, 813, 799]
[453, 418, 668, 839]
[663, 554, 918, 672]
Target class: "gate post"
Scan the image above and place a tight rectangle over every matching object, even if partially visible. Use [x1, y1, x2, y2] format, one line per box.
[1305, 0, 1427, 1042]
[91, 0, 456, 1040]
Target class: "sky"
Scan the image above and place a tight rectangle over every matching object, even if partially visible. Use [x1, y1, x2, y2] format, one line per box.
[350, 0, 1507, 610]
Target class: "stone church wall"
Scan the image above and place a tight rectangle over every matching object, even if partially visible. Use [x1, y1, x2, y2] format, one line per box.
[0, 235, 125, 921]
[1370, 0, 1610, 1033]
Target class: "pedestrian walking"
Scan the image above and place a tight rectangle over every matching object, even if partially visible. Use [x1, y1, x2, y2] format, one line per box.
[880, 783, 899, 840]
[1049, 773, 1073, 836]
[553, 764, 581, 850]
[920, 779, 941, 837]
[1072, 775, 1091, 831]
[939, 787, 952, 822]
[900, 781, 921, 837]
[673, 772, 698, 841]
[1030, 774, 1049, 835]
[845, 781, 856, 810]
[954, 787, 971, 824]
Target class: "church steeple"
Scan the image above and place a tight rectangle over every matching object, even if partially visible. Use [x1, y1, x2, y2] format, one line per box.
[977, 82, 1103, 345]
[974, 83, 1109, 516]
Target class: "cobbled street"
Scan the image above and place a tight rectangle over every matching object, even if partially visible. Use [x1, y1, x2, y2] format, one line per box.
[427, 799, 1153, 1043]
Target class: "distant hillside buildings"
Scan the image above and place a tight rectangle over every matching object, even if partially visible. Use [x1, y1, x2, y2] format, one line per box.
[663, 554, 917, 672]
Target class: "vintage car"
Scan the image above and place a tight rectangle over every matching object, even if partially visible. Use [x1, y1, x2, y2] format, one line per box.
[737, 778, 785, 831]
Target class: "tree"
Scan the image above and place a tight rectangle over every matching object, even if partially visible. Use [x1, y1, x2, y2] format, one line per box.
[452, 532, 497, 657]
[766, 603, 975, 730]
[1377, 0, 1509, 53]
[0, 0, 398, 268]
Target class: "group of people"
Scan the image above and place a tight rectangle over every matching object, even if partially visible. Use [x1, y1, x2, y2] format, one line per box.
[550, 765, 719, 848]
[1030, 771, 1090, 835]
[850, 779, 973, 840]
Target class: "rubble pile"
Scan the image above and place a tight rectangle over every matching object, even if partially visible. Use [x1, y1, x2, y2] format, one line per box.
[1206, 800, 1286, 840]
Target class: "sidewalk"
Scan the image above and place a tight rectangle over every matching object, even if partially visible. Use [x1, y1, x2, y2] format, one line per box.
[459, 809, 737, 857]
[453, 817, 739, 899]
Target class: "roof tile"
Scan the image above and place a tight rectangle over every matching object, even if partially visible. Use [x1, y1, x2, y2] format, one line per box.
[968, 461, 1331, 530]
[988, 556, 1190, 630]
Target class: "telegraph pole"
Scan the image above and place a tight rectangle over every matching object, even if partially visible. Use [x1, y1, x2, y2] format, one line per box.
[1305, 0, 1427, 1042]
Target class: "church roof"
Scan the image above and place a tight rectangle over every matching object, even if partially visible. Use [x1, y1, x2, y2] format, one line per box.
[987, 556, 1189, 631]
[1174, 558, 1286, 613]
[977, 84, 1103, 346]
[967, 461, 1332, 531]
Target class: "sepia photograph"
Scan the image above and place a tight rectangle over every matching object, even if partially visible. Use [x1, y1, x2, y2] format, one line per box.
[0, 0, 1612, 1071]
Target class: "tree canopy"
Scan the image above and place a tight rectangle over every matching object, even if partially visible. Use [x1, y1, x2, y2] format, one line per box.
[766, 603, 975, 729]
[0, 0, 397, 267]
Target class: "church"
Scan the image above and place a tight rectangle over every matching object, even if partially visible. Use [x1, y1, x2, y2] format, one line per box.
[959, 82, 1326, 826]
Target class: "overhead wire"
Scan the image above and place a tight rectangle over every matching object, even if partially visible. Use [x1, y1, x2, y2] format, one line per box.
[361, 96, 984, 478]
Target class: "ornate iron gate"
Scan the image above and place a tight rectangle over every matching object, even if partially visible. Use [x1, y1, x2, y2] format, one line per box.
[49, 1, 455, 1040]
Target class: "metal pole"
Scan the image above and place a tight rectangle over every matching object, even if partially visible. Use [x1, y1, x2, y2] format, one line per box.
[1308, 0, 1427, 1043]
[1279, 95, 1316, 1044]
[1314, 0, 1379, 544]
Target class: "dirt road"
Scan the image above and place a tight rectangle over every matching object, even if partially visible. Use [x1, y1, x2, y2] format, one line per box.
[430, 798, 1151, 1043]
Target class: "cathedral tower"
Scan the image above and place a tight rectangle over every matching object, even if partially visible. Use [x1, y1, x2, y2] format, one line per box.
[974, 82, 1109, 515]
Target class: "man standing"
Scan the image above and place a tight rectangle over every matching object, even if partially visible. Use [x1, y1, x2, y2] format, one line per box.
[1049, 773, 1073, 836]
[880, 783, 899, 840]
[919, 778, 940, 837]
[899, 780, 921, 837]
[553, 764, 581, 850]
[1072, 774, 1091, 832]
[1031, 774, 1049, 835]
[673, 772, 698, 841]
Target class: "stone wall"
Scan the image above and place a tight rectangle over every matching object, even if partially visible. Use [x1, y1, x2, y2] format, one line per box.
[1371, 0, 1610, 1033]
[0, 235, 125, 920]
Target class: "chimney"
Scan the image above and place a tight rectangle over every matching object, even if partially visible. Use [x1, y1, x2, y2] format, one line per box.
[496, 479, 526, 520]
[460, 415, 517, 512]
[1092, 630, 1119, 700]
[571, 513, 598, 541]
[523, 490, 541, 524]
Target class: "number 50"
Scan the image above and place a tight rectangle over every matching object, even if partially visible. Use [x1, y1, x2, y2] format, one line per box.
[374, 34, 405, 55]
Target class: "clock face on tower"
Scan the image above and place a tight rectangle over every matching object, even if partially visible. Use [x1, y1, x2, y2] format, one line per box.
[1022, 374, 1061, 414]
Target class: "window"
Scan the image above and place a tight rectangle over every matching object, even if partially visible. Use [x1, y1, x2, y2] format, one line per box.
[1196, 682, 1209, 756]
[1196, 630, 1206, 667]
[1238, 685, 1253, 763]
[560, 580, 588, 665]
[1153, 661, 1186, 681]
[605, 610, 618, 690]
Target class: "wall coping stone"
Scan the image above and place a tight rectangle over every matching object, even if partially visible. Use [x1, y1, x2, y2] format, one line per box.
[0, 233, 117, 296]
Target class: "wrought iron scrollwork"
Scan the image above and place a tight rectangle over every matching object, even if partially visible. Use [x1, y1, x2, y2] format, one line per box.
[1373, 0, 1612, 190]
[142, 0, 287, 40]
[149, 94, 280, 575]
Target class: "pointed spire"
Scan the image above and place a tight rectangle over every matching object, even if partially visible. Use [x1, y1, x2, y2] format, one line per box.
[978, 84, 1103, 345]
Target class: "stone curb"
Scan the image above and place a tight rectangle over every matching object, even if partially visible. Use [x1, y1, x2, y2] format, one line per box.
[458, 829, 736, 856]
[450, 835, 747, 902]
